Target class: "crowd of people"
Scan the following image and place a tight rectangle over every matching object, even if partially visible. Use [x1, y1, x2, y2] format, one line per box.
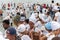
[0, 0, 60, 40]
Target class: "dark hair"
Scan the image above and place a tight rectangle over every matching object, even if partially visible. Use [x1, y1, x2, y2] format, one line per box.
[21, 14, 26, 18]
[17, 12, 20, 15]
[17, 6, 19, 8]
[52, 1, 54, 3]
[37, 12, 39, 14]
[3, 20, 10, 25]
[52, 37, 60, 40]
[59, 10, 60, 12]
[56, 3, 59, 5]
[25, 19, 29, 23]
[47, 12, 50, 15]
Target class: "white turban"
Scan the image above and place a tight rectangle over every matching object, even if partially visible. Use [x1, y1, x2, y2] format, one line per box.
[17, 24, 26, 33]
[51, 21, 60, 31]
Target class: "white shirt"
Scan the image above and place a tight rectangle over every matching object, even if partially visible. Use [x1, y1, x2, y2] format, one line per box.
[44, 16, 52, 23]
[47, 35, 55, 40]
[53, 5, 59, 11]
[55, 12, 60, 23]
[29, 13, 37, 24]
[51, 3, 55, 11]
[24, 24, 30, 31]
[17, 24, 26, 33]
[39, 14, 52, 23]
[35, 21, 42, 29]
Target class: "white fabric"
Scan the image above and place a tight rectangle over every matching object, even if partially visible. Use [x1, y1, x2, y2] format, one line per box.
[51, 21, 60, 31]
[20, 16, 26, 21]
[34, 27, 41, 33]
[55, 12, 60, 23]
[39, 13, 52, 23]
[0, 31, 4, 38]
[35, 21, 42, 29]
[3, 16, 10, 20]
[21, 35, 31, 40]
[42, 30, 49, 36]
[34, 13, 39, 18]
[47, 35, 55, 40]
[29, 13, 37, 24]
[51, 3, 55, 11]
[53, 5, 59, 11]
[17, 24, 26, 33]
[0, 31, 9, 40]
[24, 24, 30, 31]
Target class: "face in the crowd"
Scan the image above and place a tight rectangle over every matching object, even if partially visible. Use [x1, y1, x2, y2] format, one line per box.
[29, 21, 34, 29]
[53, 29, 60, 35]
[6, 33, 16, 40]
[6, 31, 16, 40]
[34, 5, 36, 10]
[3, 23, 9, 30]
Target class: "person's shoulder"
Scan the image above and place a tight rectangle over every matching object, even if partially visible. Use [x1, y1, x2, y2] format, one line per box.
[55, 12, 59, 15]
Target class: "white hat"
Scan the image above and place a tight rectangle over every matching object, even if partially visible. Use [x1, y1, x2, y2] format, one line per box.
[21, 35, 31, 40]
[29, 14, 37, 24]
[17, 24, 26, 33]
[51, 21, 60, 31]
[29, 18, 36, 24]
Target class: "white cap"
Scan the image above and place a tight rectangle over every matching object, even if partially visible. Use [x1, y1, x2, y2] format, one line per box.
[29, 14, 37, 24]
[17, 24, 26, 33]
[51, 21, 60, 31]
[21, 35, 31, 40]
[29, 18, 36, 24]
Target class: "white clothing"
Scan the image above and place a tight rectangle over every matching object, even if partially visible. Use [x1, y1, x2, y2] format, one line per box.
[39, 14, 52, 23]
[17, 24, 26, 33]
[47, 35, 55, 40]
[51, 21, 60, 31]
[55, 12, 60, 23]
[53, 5, 59, 11]
[24, 24, 30, 31]
[21, 35, 31, 40]
[35, 21, 42, 29]
[29, 13, 37, 24]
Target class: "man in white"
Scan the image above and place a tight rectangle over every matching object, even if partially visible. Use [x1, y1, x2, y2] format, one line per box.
[39, 11, 52, 23]
[17, 24, 32, 40]
[54, 10, 60, 23]
[0, 31, 9, 40]
[47, 21, 60, 40]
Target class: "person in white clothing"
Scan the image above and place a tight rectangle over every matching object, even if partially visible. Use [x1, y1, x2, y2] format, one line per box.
[17, 24, 32, 40]
[39, 12, 52, 23]
[54, 10, 60, 23]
